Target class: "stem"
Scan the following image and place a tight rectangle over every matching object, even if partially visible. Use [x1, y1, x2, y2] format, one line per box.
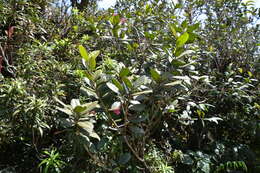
[123, 135, 151, 172]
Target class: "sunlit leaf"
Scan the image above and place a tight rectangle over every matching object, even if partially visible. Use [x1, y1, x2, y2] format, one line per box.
[80, 87, 98, 99]
[109, 14, 120, 26]
[112, 78, 124, 91]
[169, 23, 177, 37]
[89, 50, 100, 70]
[110, 101, 121, 110]
[78, 121, 94, 132]
[89, 132, 100, 140]
[171, 59, 186, 67]
[173, 76, 191, 85]
[54, 97, 67, 107]
[133, 76, 151, 87]
[187, 23, 200, 32]
[81, 101, 99, 114]
[176, 50, 194, 59]
[176, 32, 189, 48]
[204, 117, 223, 124]
[79, 45, 89, 62]
[164, 80, 182, 87]
[150, 68, 160, 82]
[122, 76, 133, 89]
[119, 68, 130, 77]
[132, 90, 153, 96]
[56, 107, 73, 116]
[106, 82, 120, 94]
[74, 105, 87, 114]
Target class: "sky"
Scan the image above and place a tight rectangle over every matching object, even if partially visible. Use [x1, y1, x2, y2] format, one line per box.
[98, 0, 116, 9]
[98, 0, 260, 9]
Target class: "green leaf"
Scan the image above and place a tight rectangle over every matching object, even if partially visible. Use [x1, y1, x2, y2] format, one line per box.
[122, 76, 133, 89]
[75, 70, 86, 78]
[132, 90, 153, 96]
[133, 76, 151, 87]
[112, 78, 124, 91]
[186, 32, 197, 43]
[129, 104, 146, 112]
[150, 68, 160, 82]
[56, 107, 73, 116]
[112, 27, 119, 37]
[93, 70, 103, 81]
[84, 71, 94, 81]
[187, 23, 200, 32]
[164, 80, 182, 87]
[54, 97, 67, 108]
[171, 59, 186, 67]
[176, 32, 189, 48]
[78, 121, 94, 132]
[59, 118, 74, 128]
[174, 47, 185, 57]
[78, 121, 100, 140]
[204, 117, 223, 124]
[106, 82, 120, 94]
[119, 68, 130, 78]
[175, 3, 182, 9]
[88, 131, 100, 140]
[81, 101, 99, 114]
[74, 105, 87, 114]
[118, 153, 131, 164]
[80, 87, 98, 99]
[89, 50, 100, 70]
[182, 154, 194, 165]
[145, 4, 151, 13]
[197, 160, 210, 173]
[109, 14, 120, 26]
[181, 20, 188, 28]
[248, 71, 253, 77]
[169, 23, 177, 37]
[79, 45, 89, 62]
[90, 50, 100, 60]
[176, 50, 194, 59]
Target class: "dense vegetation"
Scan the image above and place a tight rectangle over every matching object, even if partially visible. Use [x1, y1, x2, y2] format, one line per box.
[0, 0, 259, 172]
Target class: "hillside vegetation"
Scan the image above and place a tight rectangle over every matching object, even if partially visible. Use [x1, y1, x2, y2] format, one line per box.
[0, 0, 259, 172]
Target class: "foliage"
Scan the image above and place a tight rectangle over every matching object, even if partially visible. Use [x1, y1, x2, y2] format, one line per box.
[0, 0, 259, 172]
[145, 145, 175, 173]
[215, 161, 247, 173]
[39, 148, 66, 173]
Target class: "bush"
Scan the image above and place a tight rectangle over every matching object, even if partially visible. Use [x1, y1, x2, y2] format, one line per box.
[0, 0, 259, 172]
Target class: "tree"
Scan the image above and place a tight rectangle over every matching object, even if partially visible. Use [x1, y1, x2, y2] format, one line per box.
[70, 0, 100, 11]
